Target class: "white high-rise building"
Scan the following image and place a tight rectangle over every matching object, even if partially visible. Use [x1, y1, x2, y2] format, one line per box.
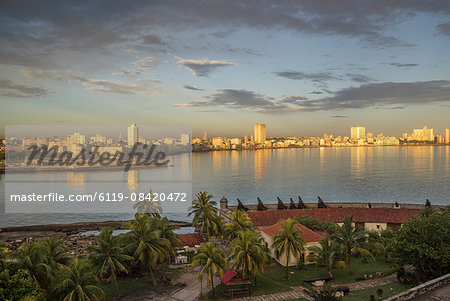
[127, 123, 138, 147]
[66, 133, 86, 146]
[412, 126, 434, 141]
[445, 128, 449, 144]
[254, 124, 266, 144]
[351, 126, 366, 140]
[180, 133, 190, 145]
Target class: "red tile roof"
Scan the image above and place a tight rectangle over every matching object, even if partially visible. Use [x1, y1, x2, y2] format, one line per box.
[178, 233, 204, 247]
[260, 222, 323, 242]
[221, 269, 238, 284]
[248, 208, 421, 227]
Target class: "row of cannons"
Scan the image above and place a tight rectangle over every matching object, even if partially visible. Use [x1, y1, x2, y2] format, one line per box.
[236, 196, 327, 212]
[236, 196, 433, 212]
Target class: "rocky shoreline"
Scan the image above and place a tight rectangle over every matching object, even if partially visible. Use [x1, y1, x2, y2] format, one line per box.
[0, 219, 192, 255]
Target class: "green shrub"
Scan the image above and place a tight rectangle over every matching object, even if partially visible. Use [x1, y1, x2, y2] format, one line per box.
[0, 268, 43, 301]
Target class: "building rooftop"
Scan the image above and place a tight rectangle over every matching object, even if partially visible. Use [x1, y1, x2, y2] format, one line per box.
[178, 233, 204, 247]
[259, 222, 323, 242]
[248, 208, 422, 226]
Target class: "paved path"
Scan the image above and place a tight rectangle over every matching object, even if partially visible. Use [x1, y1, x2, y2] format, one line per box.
[160, 266, 219, 301]
[233, 274, 398, 301]
[233, 286, 311, 301]
[332, 273, 397, 290]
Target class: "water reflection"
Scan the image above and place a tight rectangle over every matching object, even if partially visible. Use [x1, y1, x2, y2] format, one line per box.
[127, 169, 139, 192]
[350, 147, 365, 178]
[66, 171, 86, 187]
[254, 150, 267, 182]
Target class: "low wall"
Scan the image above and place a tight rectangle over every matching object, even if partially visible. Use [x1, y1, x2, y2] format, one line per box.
[222, 200, 442, 212]
[384, 273, 450, 301]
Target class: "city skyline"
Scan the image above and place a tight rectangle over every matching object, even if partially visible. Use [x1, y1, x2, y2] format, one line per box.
[3, 123, 450, 142]
[1, 1, 450, 138]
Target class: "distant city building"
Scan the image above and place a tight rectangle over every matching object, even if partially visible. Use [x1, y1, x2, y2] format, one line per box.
[350, 126, 366, 140]
[127, 123, 138, 147]
[411, 126, 434, 141]
[254, 124, 266, 144]
[212, 137, 225, 148]
[180, 133, 190, 145]
[92, 134, 106, 144]
[445, 129, 449, 144]
[66, 133, 86, 146]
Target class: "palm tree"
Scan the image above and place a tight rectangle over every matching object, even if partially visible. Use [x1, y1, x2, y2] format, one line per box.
[126, 214, 170, 286]
[40, 237, 73, 271]
[229, 230, 269, 284]
[191, 242, 227, 298]
[133, 190, 162, 217]
[152, 216, 181, 282]
[88, 228, 133, 296]
[333, 215, 375, 275]
[189, 192, 221, 239]
[60, 258, 105, 301]
[18, 240, 52, 293]
[272, 219, 306, 279]
[223, 211, 255, 242]
[308, 235, 338, 279]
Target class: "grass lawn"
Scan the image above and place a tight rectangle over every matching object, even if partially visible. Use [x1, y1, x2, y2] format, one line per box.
[341, 282, 414, 301]
[205, 257, 396, 300]
[263, 257, 396, 287]
[204, 275, 292, 301]
[99, 266, 185, 300]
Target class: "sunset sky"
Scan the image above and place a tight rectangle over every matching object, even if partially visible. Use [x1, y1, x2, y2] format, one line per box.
[1, 1, 450, 138]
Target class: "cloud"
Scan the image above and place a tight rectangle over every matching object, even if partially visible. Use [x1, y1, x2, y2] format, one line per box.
[275, 70, 373, 85]
[22, 70, 159, 95]
[113, 57, 159, 76]
[330, 115, 348, 118]
[141, 34, 166, 45]
[389, 63, 418, 68]
[0, 76, 47, 97]
[274, 70, 337, 82]
[112, 69, 137, 76]
[176, 57, 235, 77]
[132, 57, 158, 71]
[1, 0, 448, 67]
[174, 89, 284, 110]
[182, 84, 204, 91]
[346, 73, 373, 83]
[66, 75, 158, 95]
[174, 80, 450, 112]
[281, 96, 308, 103]
[224, 47, 263, 56]
[437, 21, 450, 36]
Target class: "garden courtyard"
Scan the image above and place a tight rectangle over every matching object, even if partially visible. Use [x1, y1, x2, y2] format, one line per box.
[205, 257, 413, 301]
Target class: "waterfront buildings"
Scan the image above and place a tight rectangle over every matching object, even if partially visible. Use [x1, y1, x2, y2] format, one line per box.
[351, 126, 366, 140]
[66, 133, 86, 146]
[254, 124, 266, 144]
[446, 129, 449, 144]
[180, 133, 190, 145]
[411, 126, 434, 142]
[127, 123, 138, 147]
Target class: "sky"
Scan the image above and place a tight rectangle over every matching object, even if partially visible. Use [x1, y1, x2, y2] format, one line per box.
[1, 0, 450, 138]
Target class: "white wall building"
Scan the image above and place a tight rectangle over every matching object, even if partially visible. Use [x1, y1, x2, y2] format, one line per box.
[127, 123, 138, 147]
